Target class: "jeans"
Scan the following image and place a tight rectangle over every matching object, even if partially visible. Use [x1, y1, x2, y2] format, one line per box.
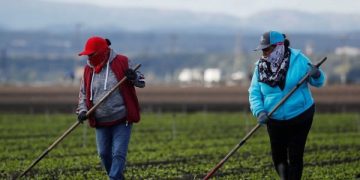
[267, 104, 314, 180]
[95, 122, 132, 180]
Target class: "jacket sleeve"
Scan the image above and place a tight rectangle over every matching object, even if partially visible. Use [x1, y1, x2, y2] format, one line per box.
[248, 65, 265, 117]
[76, 78, 88, 114]
[129, 59, 146, 88]
[303, 54, 326, 87]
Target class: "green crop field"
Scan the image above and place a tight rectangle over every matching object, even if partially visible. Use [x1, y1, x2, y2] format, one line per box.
[1, 112, 359, 179]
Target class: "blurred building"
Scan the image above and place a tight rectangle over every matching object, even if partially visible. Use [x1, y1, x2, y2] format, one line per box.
[335, 46, 360, 56]
[178, 68, 203, 85]
[204, 68, 221, 87]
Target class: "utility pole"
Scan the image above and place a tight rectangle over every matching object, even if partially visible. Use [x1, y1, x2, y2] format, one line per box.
[233, 32, 248, 86]
[73, 23, 83, 85]
[0, 48, 7, 83]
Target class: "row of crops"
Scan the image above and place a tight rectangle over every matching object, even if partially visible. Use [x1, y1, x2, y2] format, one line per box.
[1, 112, 359, 179]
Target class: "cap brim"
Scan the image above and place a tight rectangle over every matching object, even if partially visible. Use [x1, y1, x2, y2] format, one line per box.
[254, 44, 271, 51]
[78, 50, 94, 56]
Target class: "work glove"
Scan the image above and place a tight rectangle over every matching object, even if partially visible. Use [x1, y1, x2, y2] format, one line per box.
[77, 111, 88, 123]
[257, 111, 269, 125]
[125, 69, 137, 81]
[308, 63, 321, 79]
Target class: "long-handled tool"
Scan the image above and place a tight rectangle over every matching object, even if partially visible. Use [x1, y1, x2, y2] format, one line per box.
[17, 64, 141, 179]
[203, 57, 327, 179]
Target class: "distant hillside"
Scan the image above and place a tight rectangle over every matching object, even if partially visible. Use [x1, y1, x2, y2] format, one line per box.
[244, 10, 360, 33]
[1, 0, 241, 33]
[2, 0, 360, 33]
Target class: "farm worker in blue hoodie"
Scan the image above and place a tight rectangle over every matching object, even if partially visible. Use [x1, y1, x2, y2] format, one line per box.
[248, 31, 325, 180]
[77, 36, 145, 180]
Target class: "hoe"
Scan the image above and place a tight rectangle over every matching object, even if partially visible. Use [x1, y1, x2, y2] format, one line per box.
[203, 57, 327, 179]
[16, 64, 141, 179]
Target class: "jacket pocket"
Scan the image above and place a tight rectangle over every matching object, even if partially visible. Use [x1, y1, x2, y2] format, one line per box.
[264, 94, 279, 116]
[284, 90, 306, 114]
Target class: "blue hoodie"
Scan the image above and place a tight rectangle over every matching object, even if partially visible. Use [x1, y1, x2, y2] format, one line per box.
[248, 48, 325, 120]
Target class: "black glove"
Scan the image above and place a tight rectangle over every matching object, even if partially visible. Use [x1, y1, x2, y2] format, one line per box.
[125, 69, 137, 81]
[308, 63, 321, 79]
[257, 111, 269, 125]
[77, 111, 88, 123]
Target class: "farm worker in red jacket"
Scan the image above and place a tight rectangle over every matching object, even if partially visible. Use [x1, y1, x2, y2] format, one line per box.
[248, 31, 325, 180]
[77, 36, 145, 180]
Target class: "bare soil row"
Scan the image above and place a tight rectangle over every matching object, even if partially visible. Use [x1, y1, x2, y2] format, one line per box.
[0, 85, 359, 113]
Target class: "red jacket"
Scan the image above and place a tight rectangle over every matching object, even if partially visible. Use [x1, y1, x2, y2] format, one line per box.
[83, 54, 140, 127]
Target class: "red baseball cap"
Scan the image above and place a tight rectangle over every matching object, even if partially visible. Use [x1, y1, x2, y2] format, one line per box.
[78, 36, 109, 56]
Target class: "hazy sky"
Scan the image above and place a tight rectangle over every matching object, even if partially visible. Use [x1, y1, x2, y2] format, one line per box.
[43, 0, 360, 17]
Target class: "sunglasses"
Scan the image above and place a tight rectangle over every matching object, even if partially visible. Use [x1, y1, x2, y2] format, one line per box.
[262, 45, 275, 53]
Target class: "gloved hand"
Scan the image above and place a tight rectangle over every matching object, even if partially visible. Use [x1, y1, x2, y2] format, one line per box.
[257, 111, 270, 125]
[308, 63, 321, 79]
[77, 111, 88, 123]
[125, 69, 137, 81]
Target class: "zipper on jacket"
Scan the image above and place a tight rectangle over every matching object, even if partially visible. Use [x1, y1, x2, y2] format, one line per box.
[301, 89, 307, 107]
[281, 91, 285, 120]
[126, 120, 128, 126]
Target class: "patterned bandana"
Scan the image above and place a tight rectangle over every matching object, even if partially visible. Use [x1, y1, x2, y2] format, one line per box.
[258, 44, 290, 90]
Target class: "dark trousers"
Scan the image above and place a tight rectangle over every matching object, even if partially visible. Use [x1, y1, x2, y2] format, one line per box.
[266, 105, 315, 180]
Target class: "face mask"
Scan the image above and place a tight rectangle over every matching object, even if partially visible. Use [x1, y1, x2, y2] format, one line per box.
[88, 48, 110, 73]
